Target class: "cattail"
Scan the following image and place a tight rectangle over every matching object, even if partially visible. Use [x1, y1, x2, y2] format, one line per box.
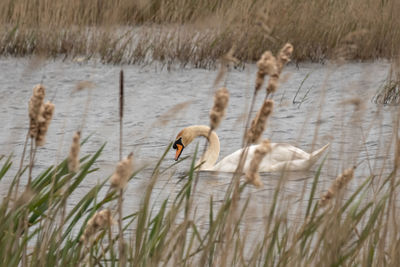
[209, 87, 229, 130]
[266, 74, 279, 95]
[247, 100, 274, 144]
[110, 152, 134, 189]
[36, 101, 55, 146]
[276, 43, 294, 72]
[246, 140, 271, 187]
[320, 166, 356, 206]
[255, 51, 278, 92]
[28, 85, 45, 138]
[80, 209, 113, 243]
[68, 131, 80, 173]
[266, 43, 293, 96]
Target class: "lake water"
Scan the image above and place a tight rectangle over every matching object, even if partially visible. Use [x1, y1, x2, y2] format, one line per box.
[0, 57, 396, 231]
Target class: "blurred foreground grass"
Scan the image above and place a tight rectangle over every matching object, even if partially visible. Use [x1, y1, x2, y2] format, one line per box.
[1, 137, 399, 266]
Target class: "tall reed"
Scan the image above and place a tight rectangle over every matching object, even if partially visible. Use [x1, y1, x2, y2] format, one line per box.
[1, 0, 399, 66]
[118, 69, 126, 266]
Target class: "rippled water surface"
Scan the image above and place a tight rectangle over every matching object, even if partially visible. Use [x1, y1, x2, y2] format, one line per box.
[0, 58, 396, 230]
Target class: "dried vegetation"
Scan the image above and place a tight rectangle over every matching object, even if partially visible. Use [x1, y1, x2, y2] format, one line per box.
[0, 0, 400, 66]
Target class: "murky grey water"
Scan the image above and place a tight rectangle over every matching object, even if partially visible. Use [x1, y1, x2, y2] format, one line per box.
[0, 58, 396, 233]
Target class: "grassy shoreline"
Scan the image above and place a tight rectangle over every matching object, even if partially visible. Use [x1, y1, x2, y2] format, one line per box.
[1, 0, 400, 67]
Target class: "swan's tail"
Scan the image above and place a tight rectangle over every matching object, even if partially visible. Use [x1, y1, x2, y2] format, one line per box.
[308, 143, 330, 167]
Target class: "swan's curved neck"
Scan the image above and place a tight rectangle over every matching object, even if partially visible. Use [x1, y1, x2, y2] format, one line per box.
[188, 125, 220, 170]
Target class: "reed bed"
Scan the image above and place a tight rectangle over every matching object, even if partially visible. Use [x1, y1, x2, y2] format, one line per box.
[1, 0, 400, 66]
[1, 44, 400, 267]
[1, 113, 399, 266]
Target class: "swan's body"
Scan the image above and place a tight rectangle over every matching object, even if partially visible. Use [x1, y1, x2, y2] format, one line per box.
[173, 125, 329, 173]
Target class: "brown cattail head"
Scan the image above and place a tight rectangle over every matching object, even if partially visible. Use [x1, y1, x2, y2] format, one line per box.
[28, 85, 46, 138]
[257, 51, 278, 75]
[276, 43, 294, 72]
[265, 43, 293, 96]
[209, 87, 229, 130]
[266, 75, 279, 95]
[94, 209, 112, 228]
[36, 101, 55, 146]
[320, 166, 356, 206]
[80, 209, 113, 244]
[246, 139, 271, 187]
[247, 100, 274, 144]
[255, 51, 278, 92]
[68, 131, 81, 173]
[110, 152, 134, 189]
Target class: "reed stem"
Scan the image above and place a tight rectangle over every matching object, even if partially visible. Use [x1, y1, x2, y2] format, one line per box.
[119, 69, 124, 161]
[118, 69, 126, 266]
[12, 131, 29, 202]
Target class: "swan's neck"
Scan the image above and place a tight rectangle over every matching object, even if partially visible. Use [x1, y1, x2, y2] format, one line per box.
[189, 125, 220, 170]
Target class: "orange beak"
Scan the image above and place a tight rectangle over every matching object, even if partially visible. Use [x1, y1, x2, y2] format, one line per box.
[175, 144, 183, 161]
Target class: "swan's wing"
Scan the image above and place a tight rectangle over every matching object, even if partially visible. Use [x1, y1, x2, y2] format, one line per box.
[258, 143, 310, 165]
[264, 159, 312, 172]
[214, 145, 273, 172]
[270, 143, 310, 159]
[213, 148, 244, 172]
[211, 143, 327, 173]
[259, 144, 329, 172]
[213, 144, 310, 172]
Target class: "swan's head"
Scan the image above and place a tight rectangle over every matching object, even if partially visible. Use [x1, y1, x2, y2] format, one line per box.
[173, 128, 196, 161]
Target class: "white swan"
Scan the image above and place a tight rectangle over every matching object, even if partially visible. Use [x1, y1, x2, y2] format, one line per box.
[173, 125, 329, 172]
